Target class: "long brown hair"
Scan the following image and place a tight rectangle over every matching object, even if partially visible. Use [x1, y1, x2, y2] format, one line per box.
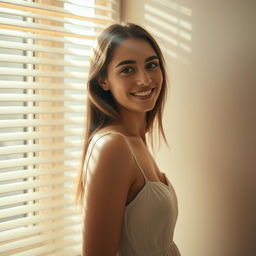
[75, 23, 168, 205]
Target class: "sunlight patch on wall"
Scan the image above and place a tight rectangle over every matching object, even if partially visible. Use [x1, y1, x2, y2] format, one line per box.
[144, 0, 192, 65]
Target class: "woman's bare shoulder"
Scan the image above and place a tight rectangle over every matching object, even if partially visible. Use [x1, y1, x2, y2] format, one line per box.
[91, 129, 129, 152]
[87, 129, 135, 176]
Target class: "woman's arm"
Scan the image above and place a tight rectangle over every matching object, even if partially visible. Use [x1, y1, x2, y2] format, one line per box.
[82, 133, 135, 256]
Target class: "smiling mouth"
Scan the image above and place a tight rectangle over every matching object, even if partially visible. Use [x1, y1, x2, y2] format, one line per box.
[130, 88, 155, 97]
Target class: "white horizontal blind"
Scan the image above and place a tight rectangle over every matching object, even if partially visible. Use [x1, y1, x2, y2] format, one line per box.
[0, 0, 120, 255]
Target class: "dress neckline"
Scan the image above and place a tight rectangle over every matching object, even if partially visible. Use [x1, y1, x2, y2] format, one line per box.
[146, 173, 170, 188]
[125, 174, 171, 209]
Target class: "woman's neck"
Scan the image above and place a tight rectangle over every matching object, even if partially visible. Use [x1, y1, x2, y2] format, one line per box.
[111, 110, 147, 144]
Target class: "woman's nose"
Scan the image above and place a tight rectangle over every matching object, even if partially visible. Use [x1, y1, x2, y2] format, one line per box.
[136, 70, 152, 86]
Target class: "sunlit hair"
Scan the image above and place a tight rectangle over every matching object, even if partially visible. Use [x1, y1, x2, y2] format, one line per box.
[75, 22, 168, 205]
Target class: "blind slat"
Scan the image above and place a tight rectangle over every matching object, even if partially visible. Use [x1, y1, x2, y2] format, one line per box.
[1, 220, 81, 245]
[10, 233, 81, 256]
[0, 187, 74, 208]
[0, 165, 76, 182]
[0, 106, 85, 115]
[0, 93, 85, 102]
[0, 28, 95, 46]
[0, 67, 87, 79]
[0, 41, 91, 56]
[0, 153, 80, 169]
[57, 0, 116, 13]
[0, 208, 79, 231]
[0, 17, 98, 40]
[0, 6, 108, 29]
[47, 246, 82, 256]
[0, 141, 82, 156]
[0, 176, 73, 194]
[0, 129, 83, 142]
[0, 81, 85, 90]
[0, 199, 72, 219]
[0, 117, 84, 128]
[0, 54, 88, 67]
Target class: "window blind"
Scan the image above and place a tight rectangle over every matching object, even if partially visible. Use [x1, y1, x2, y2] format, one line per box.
[0, 0, 120, 255]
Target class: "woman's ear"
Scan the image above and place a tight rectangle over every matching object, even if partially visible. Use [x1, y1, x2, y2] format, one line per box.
[98, 76, 110, 91]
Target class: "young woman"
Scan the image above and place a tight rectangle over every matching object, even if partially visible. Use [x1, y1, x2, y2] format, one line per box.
[75, 23, 181, 256]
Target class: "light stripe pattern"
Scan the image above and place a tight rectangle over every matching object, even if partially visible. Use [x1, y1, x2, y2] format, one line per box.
[0, 0, 120, 255]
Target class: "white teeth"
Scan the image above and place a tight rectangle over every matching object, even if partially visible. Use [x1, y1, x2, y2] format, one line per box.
[133, 89, 152, 97]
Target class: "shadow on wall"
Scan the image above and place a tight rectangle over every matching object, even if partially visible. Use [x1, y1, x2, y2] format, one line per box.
[143, 0, 192, 66]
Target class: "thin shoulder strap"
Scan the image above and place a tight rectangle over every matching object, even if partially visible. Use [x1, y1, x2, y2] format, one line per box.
[106, 132, 148, 181]
[83, 131, 148, 185]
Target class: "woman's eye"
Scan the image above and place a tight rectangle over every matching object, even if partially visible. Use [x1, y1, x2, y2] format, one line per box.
[120, 66, 134, 74]
[146, 62, 159, 69]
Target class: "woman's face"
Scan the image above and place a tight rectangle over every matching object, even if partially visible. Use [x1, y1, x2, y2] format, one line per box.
[100, 38, 163, 114]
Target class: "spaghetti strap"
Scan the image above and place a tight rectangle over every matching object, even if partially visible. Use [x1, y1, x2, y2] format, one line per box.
[105, 132, 148, 182]
[83, 131, 148, 185]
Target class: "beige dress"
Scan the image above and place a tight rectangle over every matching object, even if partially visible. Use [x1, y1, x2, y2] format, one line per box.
[85, 132, 181, 256]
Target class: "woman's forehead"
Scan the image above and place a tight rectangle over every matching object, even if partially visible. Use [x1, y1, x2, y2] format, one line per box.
[111, 38, 157, 61]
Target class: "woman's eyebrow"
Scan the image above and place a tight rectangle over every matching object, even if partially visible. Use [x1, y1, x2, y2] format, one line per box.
[115, 60, 135, 68]
[115, 55, 159, 68]
[145, 55, 159, 62]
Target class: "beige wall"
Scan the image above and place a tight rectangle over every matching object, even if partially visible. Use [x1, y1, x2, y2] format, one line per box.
[121, 1, 256, 255]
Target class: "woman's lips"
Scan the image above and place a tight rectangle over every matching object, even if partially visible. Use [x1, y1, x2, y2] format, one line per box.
[130, 88, 155, 98]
